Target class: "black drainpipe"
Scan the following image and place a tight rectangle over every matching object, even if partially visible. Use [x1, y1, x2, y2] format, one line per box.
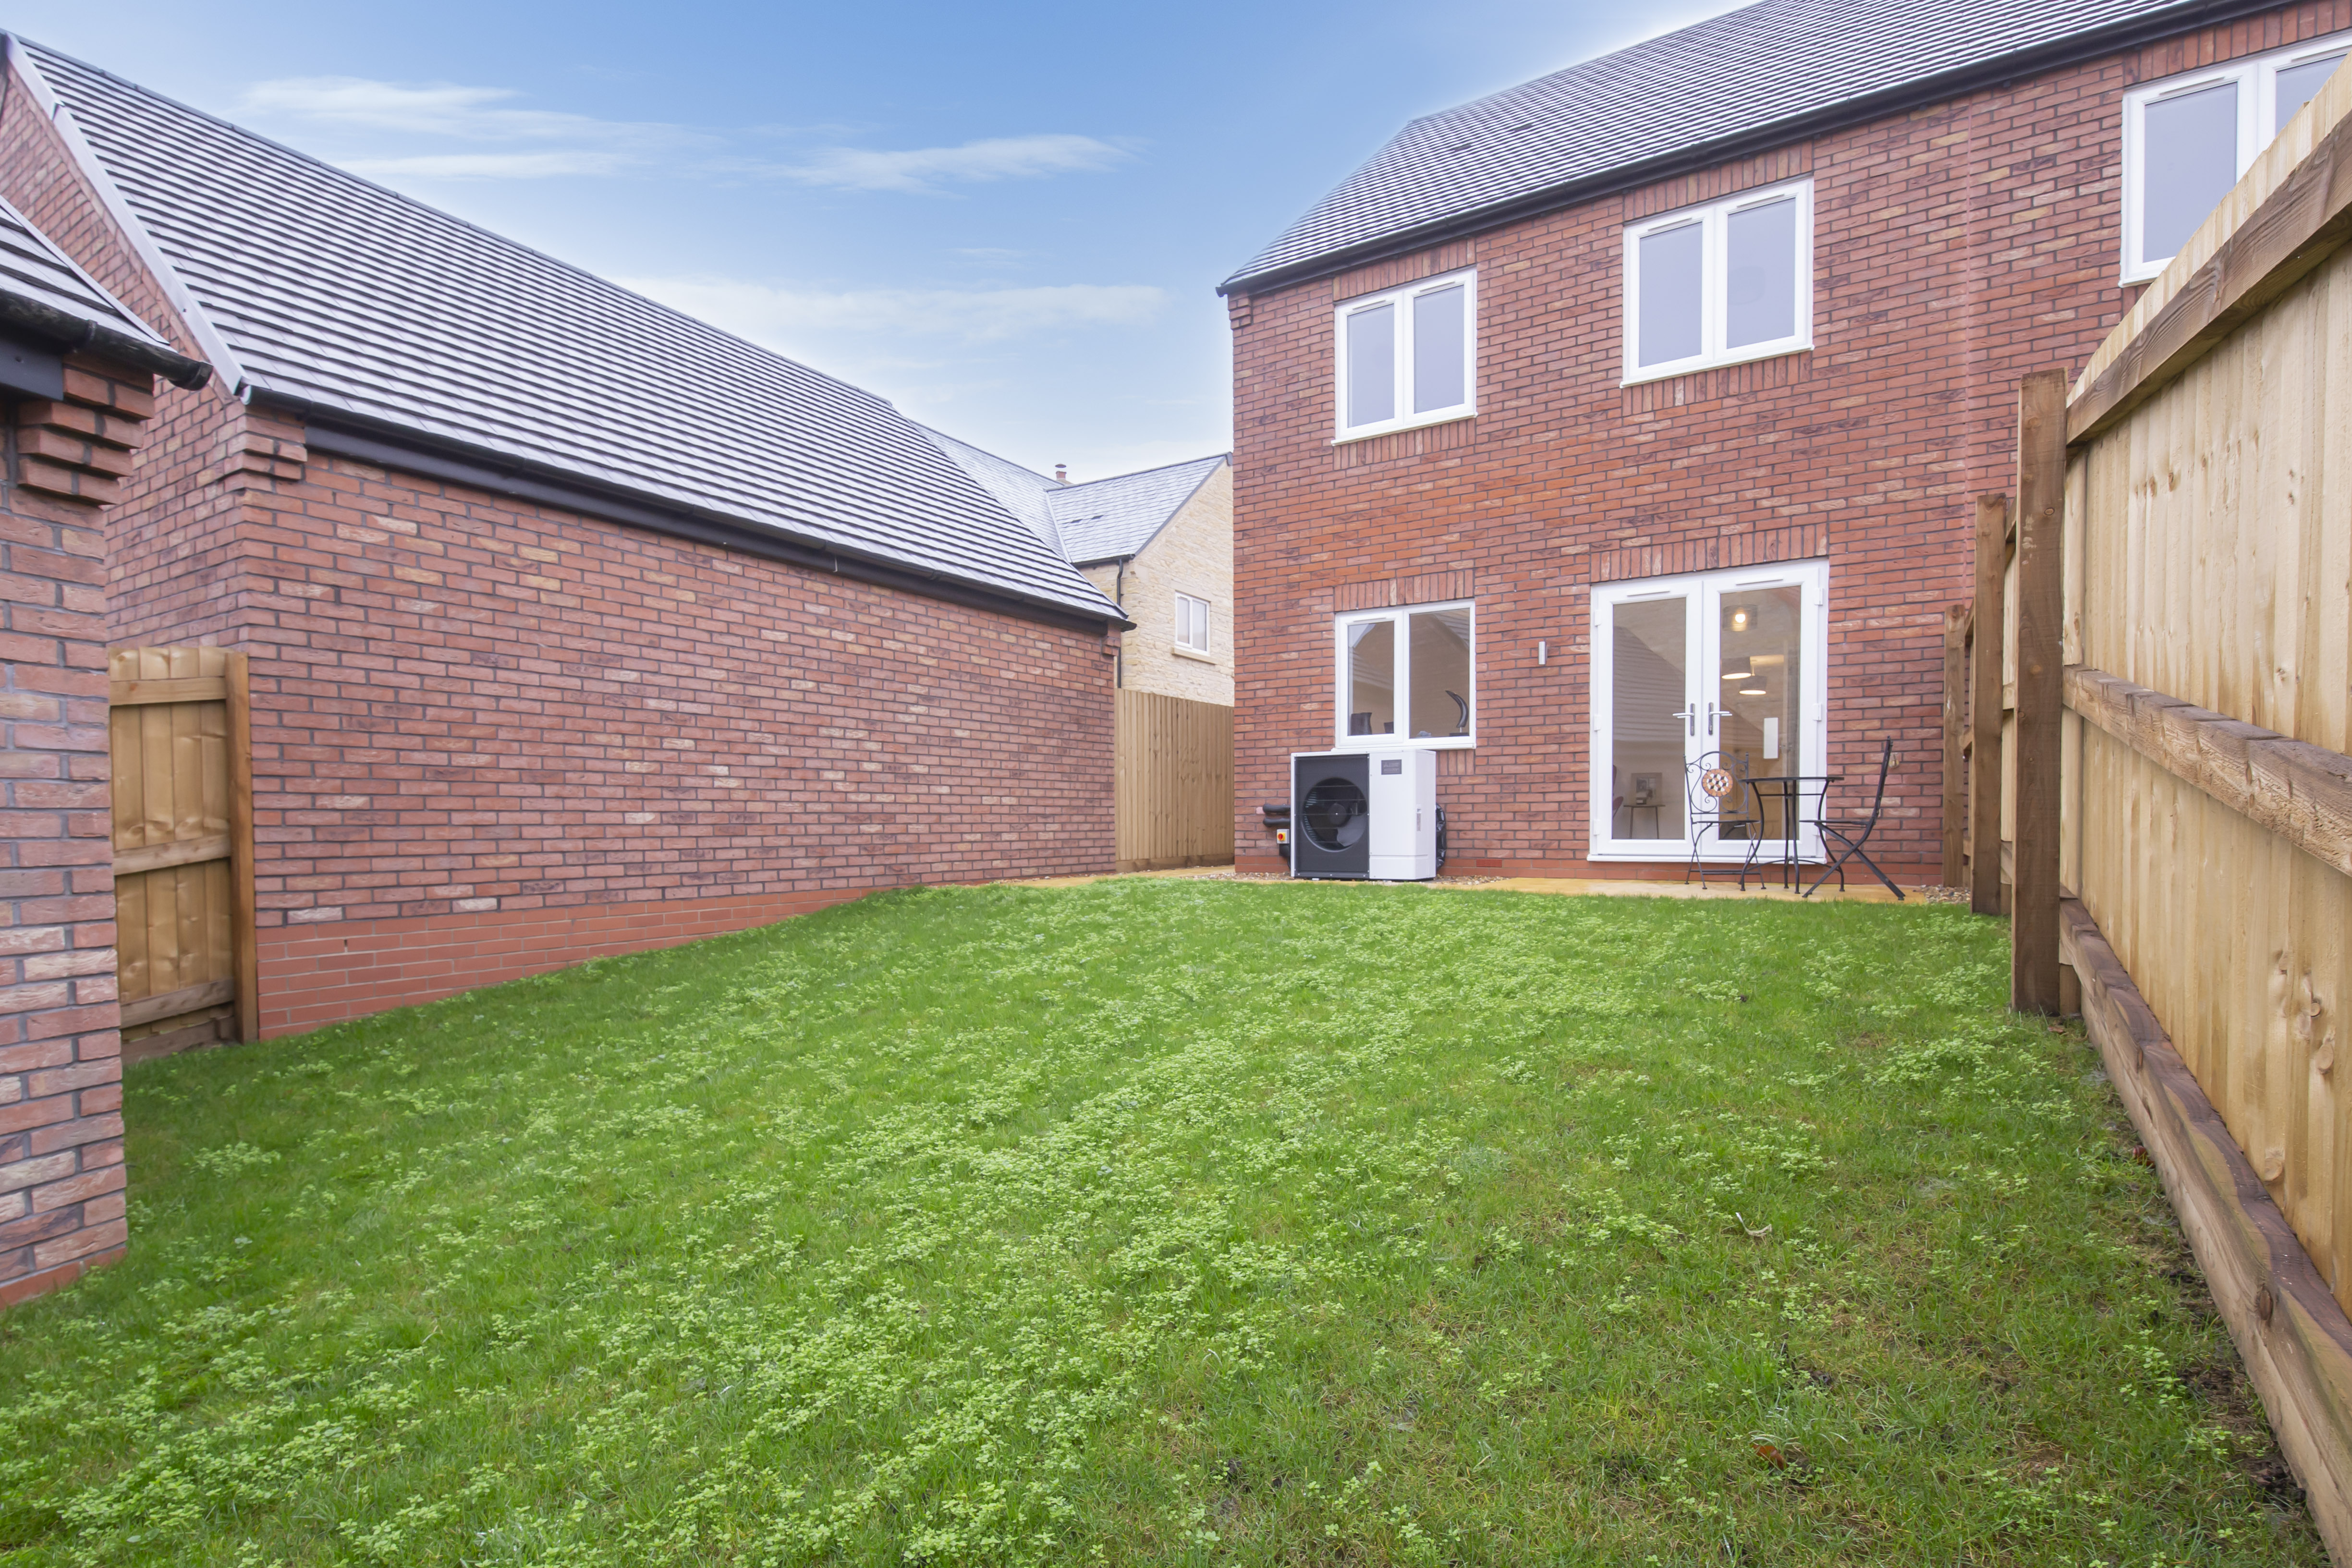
[1112, 557, 1127, 690]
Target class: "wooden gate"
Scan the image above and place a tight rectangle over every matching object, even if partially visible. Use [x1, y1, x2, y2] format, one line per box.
[109, 647, 256, 1060]
[1114, 691, 1233, 873]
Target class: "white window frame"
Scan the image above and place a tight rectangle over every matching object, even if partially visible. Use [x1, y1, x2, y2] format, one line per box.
[1330, 599, 1475, 751]
[1621, 177, 1814, 385]
[1331, 267, 1477, 443]
[2121, 32, 2352, 283]
[1174, 591, 1211, 656]
[1587, 560, 1830, 863]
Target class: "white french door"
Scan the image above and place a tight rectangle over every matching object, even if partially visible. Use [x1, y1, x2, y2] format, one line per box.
[1589, 560, 1829, 862]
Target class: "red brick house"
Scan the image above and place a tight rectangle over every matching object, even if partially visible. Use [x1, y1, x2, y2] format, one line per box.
[0, 37, 1129, 1038]
[0, 194, 208, 1302]
[1221, 0, 2349, 881]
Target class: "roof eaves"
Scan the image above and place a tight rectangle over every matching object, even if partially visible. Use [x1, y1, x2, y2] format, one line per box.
[5, 33, 244, 389]
[1217, 0, 2283, 297]
[0, 195, 209, 387]
[275, 391, 1133, 632]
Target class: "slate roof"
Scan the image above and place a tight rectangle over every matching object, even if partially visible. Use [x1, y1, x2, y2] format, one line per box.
[0, 190, 207, 385]
[1048, 455, 1228, 565]
[0, 192, 163, 342]
[919, 426, 1065, 557]
[13, 38, 1120, 624]
[922, 436, 1227, 568]
[1224, 0, 2252, 291]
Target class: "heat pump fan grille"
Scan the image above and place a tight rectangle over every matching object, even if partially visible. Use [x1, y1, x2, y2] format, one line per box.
[1301, 778, 1368, 851]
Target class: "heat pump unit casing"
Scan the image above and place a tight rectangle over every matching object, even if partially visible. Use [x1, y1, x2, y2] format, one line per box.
[1290, 750, 1437, 882]
[1365, 749, 1438, 880]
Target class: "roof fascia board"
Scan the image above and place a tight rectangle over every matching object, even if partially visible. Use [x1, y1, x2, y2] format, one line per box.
[1219, 0, 2283, 297]
[286, 401, 1133, 634]
[0, 283, 209, 387]
[5, 34, 246, 389]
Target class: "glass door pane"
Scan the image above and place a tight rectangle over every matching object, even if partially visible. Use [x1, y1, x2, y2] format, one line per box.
[1715, 585, 1805, 845]
[1345, 619, 1395, 737]
[1608, 595, 1691, 843]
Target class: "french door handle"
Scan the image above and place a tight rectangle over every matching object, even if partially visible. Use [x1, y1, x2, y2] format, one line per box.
[1671, 705, 1697, 737]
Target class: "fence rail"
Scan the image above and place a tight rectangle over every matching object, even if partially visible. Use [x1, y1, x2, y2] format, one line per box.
[109, 647, 256, 1060]
[1114, 691, 1232, 873]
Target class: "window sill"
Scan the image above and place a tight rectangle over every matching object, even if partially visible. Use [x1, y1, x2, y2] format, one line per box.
[1332, 736, 1474, 752]
[1172, 644, 1216, 663]
[1621, 340, 1811, 388]
[1331, 409, 1475, 446]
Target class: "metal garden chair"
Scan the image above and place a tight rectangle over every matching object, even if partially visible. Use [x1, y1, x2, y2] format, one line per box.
[1684, 750, 1763, 889]
[1803, 738, 1905, 899]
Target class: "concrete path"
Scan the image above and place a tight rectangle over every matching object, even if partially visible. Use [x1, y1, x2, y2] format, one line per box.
[1005, 865, 1926, 904]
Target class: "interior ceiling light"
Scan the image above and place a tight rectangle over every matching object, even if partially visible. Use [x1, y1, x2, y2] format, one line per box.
[1740, 685, 1767, 695]
[1721, 669, 1753, 681]
[1731, 608, 1750, 630]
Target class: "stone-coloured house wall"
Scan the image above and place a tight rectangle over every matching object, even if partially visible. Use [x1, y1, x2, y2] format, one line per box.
[1224, 0, 2350, 878]
[0, 351, 162, 1306]
[1080, 463, 1233, 705]
[1, 56, 1121, 1040]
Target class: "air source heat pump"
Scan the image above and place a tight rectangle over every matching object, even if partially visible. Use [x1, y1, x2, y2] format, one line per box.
[1291, 750, 1438, 881]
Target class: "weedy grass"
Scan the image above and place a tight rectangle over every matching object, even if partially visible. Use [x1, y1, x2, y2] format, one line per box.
[0, 879, 2322, 1565]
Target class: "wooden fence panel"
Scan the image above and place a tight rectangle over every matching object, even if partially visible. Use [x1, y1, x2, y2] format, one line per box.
[1114, 692, 1233, 872]
[2048, 61, 2352, 1559]
[110, 647, 256, 1061]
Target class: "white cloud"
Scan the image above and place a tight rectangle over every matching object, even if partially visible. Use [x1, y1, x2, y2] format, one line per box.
[240, 76, 1129, 192]
[765, 134, 1132, 193]
[620, 276, 1166, 345]
[241, 76, 698, 149]
[341, 150, 645, 180]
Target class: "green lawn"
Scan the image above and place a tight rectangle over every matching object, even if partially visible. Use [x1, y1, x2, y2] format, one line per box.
[0, 880, 2321, 1566]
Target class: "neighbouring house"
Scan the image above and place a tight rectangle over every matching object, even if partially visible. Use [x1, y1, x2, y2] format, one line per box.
[926, 434, 1233, 704]
[1220, 0, 2350, 880]
[0, 194, 208, 1304]
[0, 36, 1132, 1042]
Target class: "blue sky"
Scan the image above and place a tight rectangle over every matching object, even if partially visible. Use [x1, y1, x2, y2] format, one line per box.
[7, 0, 1734, 480]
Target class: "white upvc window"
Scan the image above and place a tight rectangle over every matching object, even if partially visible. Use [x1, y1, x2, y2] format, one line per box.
[1332, 600, 1474, 749]
[1174, 591, 1211, 654]
[1332, 268, 1476, 441]
[1622, 178, 1813, 384]
[2122, 34, 2351, 283]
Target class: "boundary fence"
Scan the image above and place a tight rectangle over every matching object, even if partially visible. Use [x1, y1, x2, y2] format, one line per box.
[1114, 691, 1232, 873]
[1980, 65, 2352, 1560]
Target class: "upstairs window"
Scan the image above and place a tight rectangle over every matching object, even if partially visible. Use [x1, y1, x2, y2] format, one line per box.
[1623, 179, 1813, 383]
[1174, 592, 1210, 654]
[1333, 269, 1476, 440]
[2123, 35, 2350, 282]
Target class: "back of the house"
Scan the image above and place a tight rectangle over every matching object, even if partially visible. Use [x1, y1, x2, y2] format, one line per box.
[1223, 0, 2347, 882]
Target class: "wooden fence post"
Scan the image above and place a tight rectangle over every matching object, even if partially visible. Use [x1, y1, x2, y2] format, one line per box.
[1941, 603, 1969, 886]
[1969, 495, 2008, 916]
[2011, 369, 2068, 1013]
[225, 652, 259, 1043]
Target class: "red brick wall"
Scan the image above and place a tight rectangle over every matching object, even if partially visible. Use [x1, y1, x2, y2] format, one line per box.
[1, 67, 1120, 1039]
[0, 353, 161, 1306]
[226, 443, 1116, 1023]
[1228, 2, 2349, 879]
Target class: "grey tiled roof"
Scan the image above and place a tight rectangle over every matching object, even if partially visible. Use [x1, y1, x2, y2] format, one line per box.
[919, 427, 1066, 556]
[0, 191, 171, 345]
[19, 39, 1120, 624]
[1048, 455, 1227, 565]
[1225, 0, 2236, 290]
